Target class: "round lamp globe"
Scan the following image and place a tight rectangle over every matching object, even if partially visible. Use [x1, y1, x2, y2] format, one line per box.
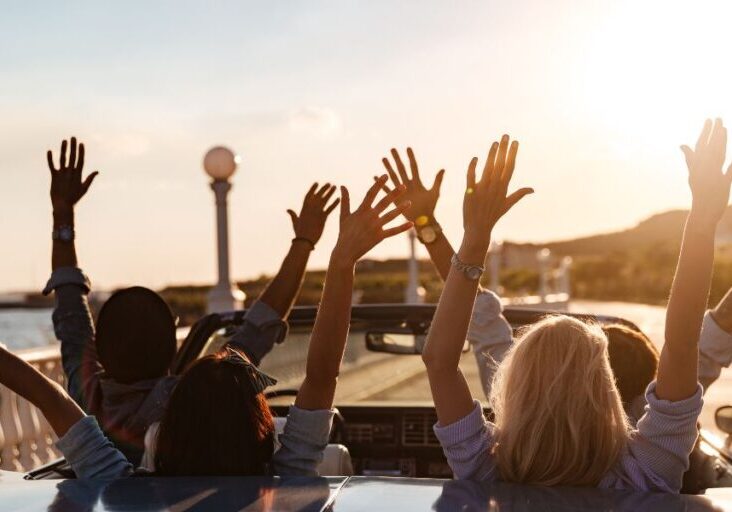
[203, 146, 239, 181]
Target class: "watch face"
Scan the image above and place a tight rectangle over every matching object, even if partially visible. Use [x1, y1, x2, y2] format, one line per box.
[59, 226, 74, 242]
[467, 267, 482, 280]
[419, 226, 437, 244]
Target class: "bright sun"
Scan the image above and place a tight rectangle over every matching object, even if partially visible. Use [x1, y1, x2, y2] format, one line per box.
[578, 0, 732, 151]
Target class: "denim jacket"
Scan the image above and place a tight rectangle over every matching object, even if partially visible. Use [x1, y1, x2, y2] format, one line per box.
[44, 267, 287, 463]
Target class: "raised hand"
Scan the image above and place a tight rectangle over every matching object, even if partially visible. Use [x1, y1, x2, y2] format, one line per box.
[287, 183, 340, 247]
[681, 118, 732, 226]
[378, 148, 444, 224]
[332, 176, 413, 265]
[47, 137, 98, 212]
[462, 135, 533, 254]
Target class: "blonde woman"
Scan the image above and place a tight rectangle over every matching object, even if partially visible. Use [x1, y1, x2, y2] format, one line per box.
[422, 122, 732, 491]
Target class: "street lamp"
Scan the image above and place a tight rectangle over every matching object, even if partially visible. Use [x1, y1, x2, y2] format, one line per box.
[404, 229, 425, 304]
[204, 146, 245, 313]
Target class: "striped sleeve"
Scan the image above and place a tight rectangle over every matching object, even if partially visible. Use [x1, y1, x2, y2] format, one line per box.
[433, 400, 498, 481]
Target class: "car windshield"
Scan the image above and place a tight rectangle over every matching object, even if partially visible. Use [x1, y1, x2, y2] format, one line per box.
[196, 300, 730, 438]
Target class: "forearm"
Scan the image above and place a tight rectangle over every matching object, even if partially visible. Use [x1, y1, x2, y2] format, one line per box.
[295, 254, 355, 411]
[658, 216, 716, 400]
[256, 241, 312, 318]
[0, 349, 84, 437]
[423, 240, 484, 371]
[423, 240, 483, 425]
[423, 231, 456, 282]
[52, 208, 78, 270]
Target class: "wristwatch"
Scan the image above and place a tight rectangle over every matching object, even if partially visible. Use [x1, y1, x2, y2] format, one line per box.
[451, 253, 484, 281]
[52, 225, 75, 242]
[416, 219, 443, 245]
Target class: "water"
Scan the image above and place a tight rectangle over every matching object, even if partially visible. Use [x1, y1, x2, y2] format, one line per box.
[0, 309, 56, 351]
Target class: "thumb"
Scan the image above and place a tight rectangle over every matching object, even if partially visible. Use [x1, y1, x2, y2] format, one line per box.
[340, 186, 351, 220]
[501, 187, 534, 215]
[286, 209, 298, 228]
[680, 145, 694, 173]
[80, 171, 99, 196]
[431, 169, 445, 193]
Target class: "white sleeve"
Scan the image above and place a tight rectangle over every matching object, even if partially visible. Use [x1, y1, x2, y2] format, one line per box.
[698, 310, 732, 389]
[466, 289, 514, 399]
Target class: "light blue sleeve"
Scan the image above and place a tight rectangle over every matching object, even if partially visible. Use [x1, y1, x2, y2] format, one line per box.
[622, 382, 704, 492]
[466, 290, 514, 399]
[271, 406, 334, 476]
[55, 416, 133, 480]
[227, 301, 289, 365]
[698, 311, 732, 389]
[433, 400, 498, 482]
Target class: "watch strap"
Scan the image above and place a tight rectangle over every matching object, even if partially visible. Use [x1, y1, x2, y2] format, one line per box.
[451, 253, 485, 280]
[416, 221, 443, 244]
[52, 225, 75, 242]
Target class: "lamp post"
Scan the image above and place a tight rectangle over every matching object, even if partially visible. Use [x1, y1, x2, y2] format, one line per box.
[204, 146, 245, 313]
[404, 229, 425, 304]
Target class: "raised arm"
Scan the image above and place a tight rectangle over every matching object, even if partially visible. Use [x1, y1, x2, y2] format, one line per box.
[227, 184, 340, 365]
[422, 135, 533, 426]
[379, 149, 514, 399]
[47, 137, 98, 271]
[378, 148, 454, 280]
[0, 346, 84, 436]
[44, 138, 102, 412]
[295, 177, 411, 410]
[256, 183, 340, 317]
[657, 119, 732, 401]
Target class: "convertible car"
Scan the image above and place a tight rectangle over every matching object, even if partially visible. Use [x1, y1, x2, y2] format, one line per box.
[12, 305, 732, 511]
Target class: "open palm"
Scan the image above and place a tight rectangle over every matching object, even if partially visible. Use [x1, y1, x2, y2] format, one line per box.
[379, 148, 444, 224]
[681, 118, 732, 225]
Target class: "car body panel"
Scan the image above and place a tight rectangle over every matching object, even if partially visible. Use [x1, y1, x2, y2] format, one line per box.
[2, 472, 731, 511]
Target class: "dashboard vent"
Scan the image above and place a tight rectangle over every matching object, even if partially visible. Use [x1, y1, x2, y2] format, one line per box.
[402, 411, 439, 446]
[347, 423, 373, 444]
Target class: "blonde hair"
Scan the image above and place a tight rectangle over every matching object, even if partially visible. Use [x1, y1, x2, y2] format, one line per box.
[489, 315, 630, 486]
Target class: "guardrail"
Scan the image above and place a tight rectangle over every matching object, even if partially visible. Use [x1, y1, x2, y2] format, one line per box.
[0, 345, 63, 472]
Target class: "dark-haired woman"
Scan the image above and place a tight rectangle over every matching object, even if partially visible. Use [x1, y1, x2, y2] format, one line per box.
[2, 177, 412, 478]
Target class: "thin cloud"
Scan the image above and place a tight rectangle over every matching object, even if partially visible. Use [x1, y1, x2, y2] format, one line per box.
[289, 107, 342, 139]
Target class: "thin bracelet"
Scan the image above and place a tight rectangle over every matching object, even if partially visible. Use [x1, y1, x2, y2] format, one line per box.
[292, 237, 316, 250]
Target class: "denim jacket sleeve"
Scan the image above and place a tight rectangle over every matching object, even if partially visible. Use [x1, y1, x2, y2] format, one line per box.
[271, 406, 334, 476]
[226, 300, 288, 365]
[43, 267, 103, 414]
[56, 416, 133, 479]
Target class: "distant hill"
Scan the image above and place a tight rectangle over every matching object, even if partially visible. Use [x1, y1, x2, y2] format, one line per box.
[159, 206, 732, 321]
[506, 206, 732, 257]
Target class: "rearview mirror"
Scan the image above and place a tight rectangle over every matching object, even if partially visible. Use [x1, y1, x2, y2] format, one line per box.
[366, 331, 469, 355]
[366, 332, 424, 355]
[716, 406, 732, 434]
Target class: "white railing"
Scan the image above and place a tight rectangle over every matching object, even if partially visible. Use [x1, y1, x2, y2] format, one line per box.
[0, 345, 63, 472]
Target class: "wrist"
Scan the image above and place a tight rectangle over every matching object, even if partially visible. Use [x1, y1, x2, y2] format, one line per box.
[413, 213, 437, 226]
[329, 248, 357, 271]
[53, 208, 74, 227]
[292, 237, 316, 251]
[458, 237, 489, 266]
[686, 209, 720, 230]
[686, 212, 718, 236]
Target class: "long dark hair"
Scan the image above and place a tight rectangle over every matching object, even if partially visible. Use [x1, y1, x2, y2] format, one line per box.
[604, 324, 659, 405]
[154, 347, 275, 476]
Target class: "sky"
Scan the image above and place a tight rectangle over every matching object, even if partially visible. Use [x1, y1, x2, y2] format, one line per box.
[1, 0, 732, 292]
